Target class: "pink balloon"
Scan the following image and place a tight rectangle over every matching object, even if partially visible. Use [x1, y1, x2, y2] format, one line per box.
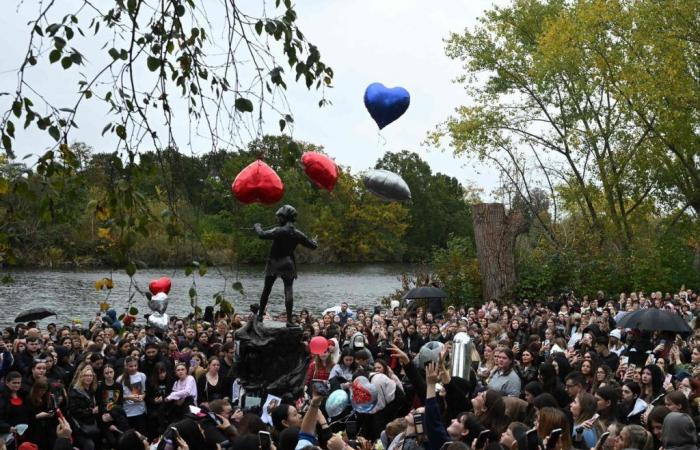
[309, 336, 329, 355]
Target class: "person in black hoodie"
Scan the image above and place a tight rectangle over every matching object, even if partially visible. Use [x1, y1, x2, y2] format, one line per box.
[424, 361, 484, 450]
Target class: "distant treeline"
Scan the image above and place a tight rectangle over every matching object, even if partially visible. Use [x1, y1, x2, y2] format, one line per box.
[0, 136, 473, 270]
[1, 134, 698, 305]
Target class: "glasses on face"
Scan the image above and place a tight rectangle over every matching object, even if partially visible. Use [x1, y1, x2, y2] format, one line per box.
[565, 384, 577, 389]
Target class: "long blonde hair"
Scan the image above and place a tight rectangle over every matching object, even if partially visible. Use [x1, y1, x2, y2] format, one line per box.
[71, 364, 97, 393]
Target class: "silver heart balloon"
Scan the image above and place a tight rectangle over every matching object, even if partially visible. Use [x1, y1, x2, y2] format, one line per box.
[148, 292, 169, 314]
[148, 312, 169, 330]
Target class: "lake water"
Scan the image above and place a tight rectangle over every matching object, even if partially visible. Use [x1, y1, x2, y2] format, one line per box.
[0, 264, 410, 327]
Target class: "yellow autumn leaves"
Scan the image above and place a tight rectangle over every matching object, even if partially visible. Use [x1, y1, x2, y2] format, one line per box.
[94, 277, 114, 290]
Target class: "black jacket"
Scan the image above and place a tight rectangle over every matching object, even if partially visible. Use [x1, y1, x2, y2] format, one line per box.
[404, 335, 424, 356]
[53, 437, 73, 450]
[68, 387, 97, 426]
[15, 349, 38, 376]
[0, 388, 31, 434]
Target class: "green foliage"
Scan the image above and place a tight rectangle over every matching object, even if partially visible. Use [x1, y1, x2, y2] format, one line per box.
[0, 0, 336, 281]
[375, 151, 473, 261]
[514, 213, 700, 299]
[0, 139, 478, 268]
[0, 0, 334, 160]
[428, 0, 700, 301]
[432, 235, 482, 307]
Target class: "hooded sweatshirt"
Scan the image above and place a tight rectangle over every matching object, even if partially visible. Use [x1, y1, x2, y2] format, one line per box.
[662, 412, 698, 450]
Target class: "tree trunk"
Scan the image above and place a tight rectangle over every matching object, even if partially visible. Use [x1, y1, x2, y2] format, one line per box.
[691, 203, 700, 277]
[472, 203, 529, 302]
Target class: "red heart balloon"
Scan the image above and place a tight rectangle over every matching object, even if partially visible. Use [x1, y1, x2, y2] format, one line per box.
[232, 160, 285, 204]
[149, 277, 172, 295]
[301, 152, 338, 191]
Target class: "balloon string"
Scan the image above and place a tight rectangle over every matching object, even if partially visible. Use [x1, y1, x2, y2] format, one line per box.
[376, 130, 386, 149]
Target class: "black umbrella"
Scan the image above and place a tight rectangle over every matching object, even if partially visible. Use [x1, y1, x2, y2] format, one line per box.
[15, 307, 57, 323]
[615, 308, 692, 334]
[402, 286, 448, 300]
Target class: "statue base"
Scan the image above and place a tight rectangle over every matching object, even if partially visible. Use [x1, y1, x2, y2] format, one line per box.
[234, 318, 309, 398]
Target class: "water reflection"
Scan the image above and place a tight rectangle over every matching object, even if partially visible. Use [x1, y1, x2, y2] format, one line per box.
[0, 264, 409, 327]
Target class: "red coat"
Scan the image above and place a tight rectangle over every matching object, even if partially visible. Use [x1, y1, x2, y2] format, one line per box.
[305, 360, 331, 386]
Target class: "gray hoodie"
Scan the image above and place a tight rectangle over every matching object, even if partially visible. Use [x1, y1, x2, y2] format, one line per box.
[662, 412, 698, 450]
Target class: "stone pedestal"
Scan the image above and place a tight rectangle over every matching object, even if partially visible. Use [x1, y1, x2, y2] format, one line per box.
[235, 319, 309, 398]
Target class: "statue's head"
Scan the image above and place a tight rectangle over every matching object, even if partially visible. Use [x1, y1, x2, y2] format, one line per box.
[275, 204, 297, 224]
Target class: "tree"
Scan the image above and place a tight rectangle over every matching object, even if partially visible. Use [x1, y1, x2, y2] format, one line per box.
[432, 235, 481, 307]
[428, 0, 658, 258]
[375, 150, 472, 260]
[597, 0, 700, 271]
[425, 0, 700, 293]
[0, 0, 334, 273]
[472, 203, 528, 301]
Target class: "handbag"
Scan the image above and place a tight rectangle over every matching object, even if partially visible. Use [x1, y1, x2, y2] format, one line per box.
[72, 392, 100, 438]
[78, 421, 100, 438]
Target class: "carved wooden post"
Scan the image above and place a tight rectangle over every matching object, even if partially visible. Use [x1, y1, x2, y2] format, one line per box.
[472, 203, 528, 302]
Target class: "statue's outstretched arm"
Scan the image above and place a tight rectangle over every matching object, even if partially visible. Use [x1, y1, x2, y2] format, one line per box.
[254, 223, 281, 240]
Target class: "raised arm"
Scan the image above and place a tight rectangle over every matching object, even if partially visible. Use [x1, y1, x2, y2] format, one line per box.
[424, 362, 451, 450]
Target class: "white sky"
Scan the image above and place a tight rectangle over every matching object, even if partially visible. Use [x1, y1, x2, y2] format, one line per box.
[0, 0, 503, 197]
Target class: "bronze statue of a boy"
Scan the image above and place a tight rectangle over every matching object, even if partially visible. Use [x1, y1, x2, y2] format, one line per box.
[254, 205, 317, 326]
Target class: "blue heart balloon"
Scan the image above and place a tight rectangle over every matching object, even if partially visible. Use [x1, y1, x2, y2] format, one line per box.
[364, 82, 410, 129]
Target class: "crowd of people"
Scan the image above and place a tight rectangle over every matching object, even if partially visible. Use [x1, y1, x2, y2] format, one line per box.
[2, 289, 700, 450]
